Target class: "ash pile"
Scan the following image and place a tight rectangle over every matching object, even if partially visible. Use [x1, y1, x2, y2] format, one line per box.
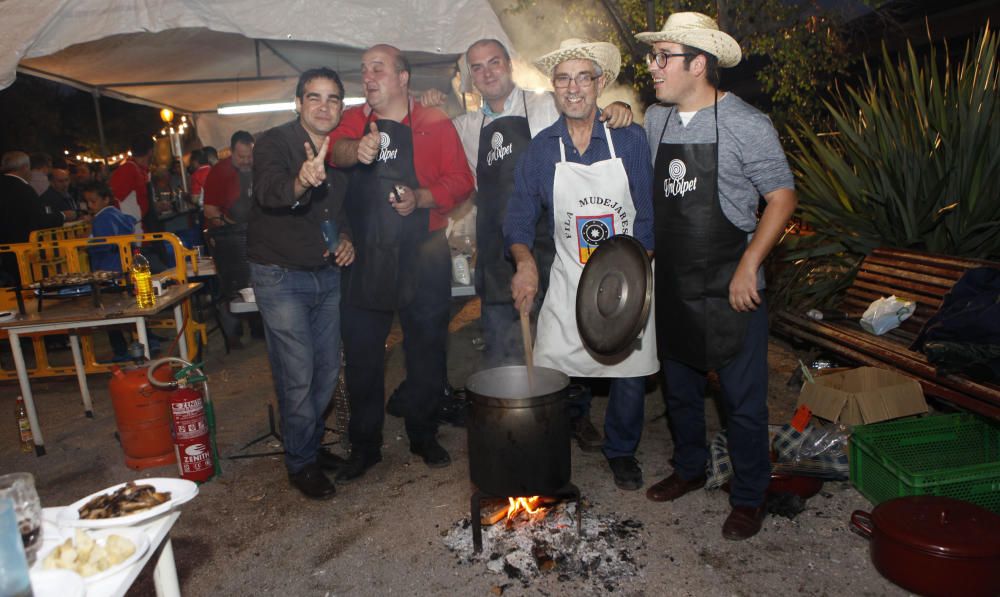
[443, 500, 646, 592]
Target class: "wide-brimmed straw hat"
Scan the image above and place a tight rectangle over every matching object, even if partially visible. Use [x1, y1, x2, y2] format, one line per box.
[533, 38, 621, 83]
[635, 12, 741, 68]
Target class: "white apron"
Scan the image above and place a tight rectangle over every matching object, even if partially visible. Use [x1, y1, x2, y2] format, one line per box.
[533, 125, 658, 378]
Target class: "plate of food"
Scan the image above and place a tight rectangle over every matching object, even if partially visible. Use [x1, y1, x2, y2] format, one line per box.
[35, 528, 149, 584]
[28, 569, 86, 597]
[56, 478, 198, 528]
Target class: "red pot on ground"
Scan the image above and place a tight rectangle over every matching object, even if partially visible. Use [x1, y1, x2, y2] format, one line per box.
[851, 496, 1000, 597]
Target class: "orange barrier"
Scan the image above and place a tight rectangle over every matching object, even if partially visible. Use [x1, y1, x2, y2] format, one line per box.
[0, 232, 207, 381]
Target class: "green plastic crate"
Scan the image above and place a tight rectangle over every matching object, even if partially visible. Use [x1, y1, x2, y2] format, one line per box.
[850, 413, 1000, 513]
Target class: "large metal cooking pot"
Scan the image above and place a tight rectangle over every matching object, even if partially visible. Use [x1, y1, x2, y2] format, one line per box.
[466, 365, 570, 497]
[851, 496, 1000, 597]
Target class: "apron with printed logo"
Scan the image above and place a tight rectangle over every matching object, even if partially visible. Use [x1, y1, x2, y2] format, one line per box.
[653, 102, 750, 371]
[476, 91, 554, 303]
[534, 124, 658, 378]
[343, 109, 428, 311]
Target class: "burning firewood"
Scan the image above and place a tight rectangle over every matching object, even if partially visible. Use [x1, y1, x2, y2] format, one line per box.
[481, 499, 509, 526]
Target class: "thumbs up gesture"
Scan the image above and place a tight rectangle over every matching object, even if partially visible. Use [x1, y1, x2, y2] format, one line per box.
[298, 137, 329, 188]
[357, 121, 380, 165]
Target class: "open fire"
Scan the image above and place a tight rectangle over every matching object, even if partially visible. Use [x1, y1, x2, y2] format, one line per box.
[481, 496, 552, 527]
[505, 496, 542, 524]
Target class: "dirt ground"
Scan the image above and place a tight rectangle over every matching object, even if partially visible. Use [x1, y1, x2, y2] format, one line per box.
[0, 297, 911, 596]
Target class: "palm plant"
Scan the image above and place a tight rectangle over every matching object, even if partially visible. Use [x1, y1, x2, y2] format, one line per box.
[787, 25, 1000, 260]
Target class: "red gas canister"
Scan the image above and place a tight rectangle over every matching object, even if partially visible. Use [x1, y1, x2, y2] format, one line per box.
[108, 365, 176, 469]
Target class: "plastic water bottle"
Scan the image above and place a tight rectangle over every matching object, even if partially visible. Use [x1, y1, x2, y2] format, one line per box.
[320, 219, 338, 255]
[131, 249, 156, 308]
[14, 397, 32, 453]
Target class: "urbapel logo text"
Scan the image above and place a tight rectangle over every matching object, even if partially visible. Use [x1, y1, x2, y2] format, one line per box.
[378, 131, 398, 162]
[663, 158, 697, 198]
[486, 131, 514, 166]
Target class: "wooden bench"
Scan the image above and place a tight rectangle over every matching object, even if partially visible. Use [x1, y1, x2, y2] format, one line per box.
[774, 248, 1000, 421]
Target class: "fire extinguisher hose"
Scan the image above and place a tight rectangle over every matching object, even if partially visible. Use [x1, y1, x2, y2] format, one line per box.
[147, 357, 221, 480]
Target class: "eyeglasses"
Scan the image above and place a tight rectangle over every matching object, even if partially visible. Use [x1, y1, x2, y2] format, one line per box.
[645, 51, 696, 68]
[552, 73, 600, 89]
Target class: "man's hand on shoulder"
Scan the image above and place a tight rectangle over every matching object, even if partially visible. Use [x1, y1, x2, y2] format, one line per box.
[599, 101, 633, 129]
[419, 89, 447, 108]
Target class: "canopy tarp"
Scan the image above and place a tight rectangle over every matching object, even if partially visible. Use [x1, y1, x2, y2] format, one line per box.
[3, 0, 510, 147]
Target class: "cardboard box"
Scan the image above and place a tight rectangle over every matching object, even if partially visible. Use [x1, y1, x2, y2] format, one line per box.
[797, 367, 927, 425]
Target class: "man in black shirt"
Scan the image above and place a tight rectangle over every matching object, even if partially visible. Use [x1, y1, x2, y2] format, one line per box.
[247, 67, 355, 499]
[0, 151, 67, 285]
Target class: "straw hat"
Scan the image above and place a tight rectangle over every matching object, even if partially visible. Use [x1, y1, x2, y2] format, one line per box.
[533, 38, 621, 83]
[635, 12, 741, 68]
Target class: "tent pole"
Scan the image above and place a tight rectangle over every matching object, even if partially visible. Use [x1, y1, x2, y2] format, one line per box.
[92, 89, 109, 158]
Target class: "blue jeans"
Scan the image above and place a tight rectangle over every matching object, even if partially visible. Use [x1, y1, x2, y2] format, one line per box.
[250, 262, 342, 474]
[602, 376, 648, 459]
[661, 298, 771, 507]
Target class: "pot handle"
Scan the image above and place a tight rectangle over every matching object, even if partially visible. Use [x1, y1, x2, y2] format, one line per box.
[850, 510, 874, 539]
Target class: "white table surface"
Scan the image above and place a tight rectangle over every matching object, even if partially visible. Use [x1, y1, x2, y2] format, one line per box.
[39, 507, 181, 597]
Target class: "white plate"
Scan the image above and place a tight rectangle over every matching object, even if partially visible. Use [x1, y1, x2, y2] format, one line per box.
[28, 569, 85, 597]
[56, 478, 198, 528]
[0, 310, 14, 322]
[33, 528, 150, 585]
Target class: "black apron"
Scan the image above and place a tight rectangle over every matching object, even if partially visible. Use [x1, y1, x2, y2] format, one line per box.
[654, 100, 751, 371]
[475, 91, 554, 303]
[343, 110, 428, 311]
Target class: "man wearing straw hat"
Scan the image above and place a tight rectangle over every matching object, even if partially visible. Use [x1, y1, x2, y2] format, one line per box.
[504, 39, 658, 491]
[635, 12, 798, 539]
[426, 38, 633, 451]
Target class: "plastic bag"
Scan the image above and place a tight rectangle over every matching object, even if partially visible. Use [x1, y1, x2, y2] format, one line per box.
[793, 422, 850, 461]
[772, 422, 850, 480]
[452, 254, 471, 285]
[860, 295, 915, 336]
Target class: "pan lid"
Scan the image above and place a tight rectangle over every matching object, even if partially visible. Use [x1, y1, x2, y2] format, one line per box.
[576, 235, 652, 356]
[871, 496, 1000, 558]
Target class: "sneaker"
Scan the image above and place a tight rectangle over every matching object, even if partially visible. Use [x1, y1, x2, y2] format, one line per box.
[572, 416, 603, 452]
[410, 438, 451, 468]
[608, 456, 643, 490]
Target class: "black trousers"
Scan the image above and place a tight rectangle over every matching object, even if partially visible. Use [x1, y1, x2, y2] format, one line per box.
[341, 232, 451, 454]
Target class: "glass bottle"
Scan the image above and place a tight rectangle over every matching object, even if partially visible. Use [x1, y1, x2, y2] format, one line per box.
[131, 248, 156, 308]
[14, 397, 32, 453]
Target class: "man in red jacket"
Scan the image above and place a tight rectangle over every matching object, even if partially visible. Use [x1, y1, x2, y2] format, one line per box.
[109, 135, 155, 234]
[328, 44, 474, 481]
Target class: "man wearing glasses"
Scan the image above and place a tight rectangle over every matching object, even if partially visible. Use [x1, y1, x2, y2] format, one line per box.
[636, 13, 798, 540]
[430, 39, 632, 452]
[247, 67, 356, 499]
[504, 39, 658, 492]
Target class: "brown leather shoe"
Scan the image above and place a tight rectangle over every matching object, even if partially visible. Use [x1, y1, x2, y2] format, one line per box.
[722, 504, 766, 540]
[645, 472, 707, 502]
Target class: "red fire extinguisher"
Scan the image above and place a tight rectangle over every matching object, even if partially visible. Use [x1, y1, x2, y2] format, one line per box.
[147, 357, 219, 483]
